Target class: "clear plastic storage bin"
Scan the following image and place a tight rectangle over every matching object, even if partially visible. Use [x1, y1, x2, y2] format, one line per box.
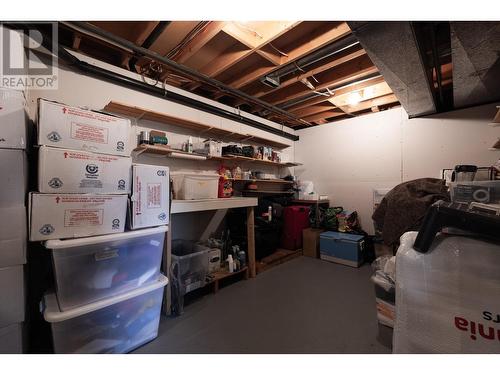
[44, 226, 167, 311]
[0, 265, 24, 328]
[0, 323, 23, 353]
[44, 274, 168, 354]
[171, 172, 219, 200]
[449, 180, 500, 204]
[171, 240, 210, 315]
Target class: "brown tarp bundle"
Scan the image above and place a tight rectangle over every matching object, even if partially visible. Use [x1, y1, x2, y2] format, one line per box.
[372, 178, 450, 246]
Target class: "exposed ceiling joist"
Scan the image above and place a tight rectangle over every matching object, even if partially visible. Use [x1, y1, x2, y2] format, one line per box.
[302, 109, 345, 123]
[291, 104, 338, 118]
[172, 21, 227, 64]
[226, 22, 352, 89]
[263, 54, 378, 105]
[329, 81, 392, 107]
[286, 75, 386, 112]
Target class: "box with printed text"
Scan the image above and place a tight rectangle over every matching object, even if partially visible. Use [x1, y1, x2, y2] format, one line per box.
[0, 88, 27, 149]
[129, 164, 169, 229]
[29, 193, 127, 241]
[38, 146, 132, 194]
[37, 99, 131, 156]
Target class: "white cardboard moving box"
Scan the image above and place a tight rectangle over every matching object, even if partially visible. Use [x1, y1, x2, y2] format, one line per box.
[0, 265, 25, 328]
[0, 89, 26, 149]
[0, 149, 27, 207]
[0, 206, 26, 267]
[130, 164, 169, 229]
[38, 146, 132, 194]
[37, 99, 132, 156]
[29, 193, 127, 241]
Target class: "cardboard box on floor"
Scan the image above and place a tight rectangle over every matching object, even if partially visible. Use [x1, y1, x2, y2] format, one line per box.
[0, 89, 27, 149]
[303, 228, 325, 258]
[0, 149, 27, 207]
[38, 146, 132, 194]
[37, 99, 132, 156]
[29, 193, 127, 241]
[0, 206, 26, 267]
[129, 164, 170, 229]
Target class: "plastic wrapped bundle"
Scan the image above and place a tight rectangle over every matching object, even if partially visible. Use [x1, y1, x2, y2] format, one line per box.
[394, 231, 500, 353]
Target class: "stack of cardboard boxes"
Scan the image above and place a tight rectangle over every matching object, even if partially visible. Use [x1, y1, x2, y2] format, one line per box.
[28, 99, 171, 353]
[0, 88, 28, 353]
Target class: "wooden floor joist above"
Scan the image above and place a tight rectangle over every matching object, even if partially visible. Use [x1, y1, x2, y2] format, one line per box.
[61, 21, 401, 128]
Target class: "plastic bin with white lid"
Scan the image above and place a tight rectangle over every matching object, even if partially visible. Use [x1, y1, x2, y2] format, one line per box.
[44, 274, 168, 354]
[44, 226, 167, 311]
[171, 172, 219, 200]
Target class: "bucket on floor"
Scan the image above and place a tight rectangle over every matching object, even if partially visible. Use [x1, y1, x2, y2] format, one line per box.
[43, 274, 168, 354]
[44, 226, 167, 311]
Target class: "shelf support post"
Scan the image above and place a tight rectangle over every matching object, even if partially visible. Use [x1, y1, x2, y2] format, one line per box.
[247, 206, 256, 278]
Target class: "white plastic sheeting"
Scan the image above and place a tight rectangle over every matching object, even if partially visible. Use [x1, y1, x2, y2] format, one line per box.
[394, 231, 500, 353]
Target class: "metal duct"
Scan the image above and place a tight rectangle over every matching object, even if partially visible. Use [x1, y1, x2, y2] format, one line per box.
[450, 22, 500, 108]
[348, 21, 436, 117]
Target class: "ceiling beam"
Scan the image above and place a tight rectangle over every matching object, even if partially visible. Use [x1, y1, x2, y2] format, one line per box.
[248, 47, 367, 98]
[291, 104, 337, 118]
[173, 21, 227, 64]
[262, 54, 378, 106]
[225, 22, 352, 89]
[336, 93, 399, 113]
[301, 109, 345, 123]
[286, 75, 387, 113]
[187, 21, 300, 91]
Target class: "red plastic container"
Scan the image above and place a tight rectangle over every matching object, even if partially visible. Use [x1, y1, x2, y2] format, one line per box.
[281, 206, 310, 250]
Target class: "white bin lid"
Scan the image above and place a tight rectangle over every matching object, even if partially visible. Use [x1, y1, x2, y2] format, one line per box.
[43, 225, 168, 249]
[43, 274, 168, 323]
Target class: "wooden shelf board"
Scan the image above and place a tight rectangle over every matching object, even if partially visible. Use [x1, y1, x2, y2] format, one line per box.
[256, 249, 303, 274]
[208, 154, 300, 168]
[291, 199, 330, 205]
[242, 190, 294, 195]
[208, 266, 248, 283]
[230, 178, 293, 184]
[104, 101, 292, 149]
[171, 197, 258, 214]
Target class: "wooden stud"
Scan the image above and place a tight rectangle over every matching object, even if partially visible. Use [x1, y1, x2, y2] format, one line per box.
[339, 93, 399, 113]
[247, 206, 256, 278]
[226, 22, 352, 89]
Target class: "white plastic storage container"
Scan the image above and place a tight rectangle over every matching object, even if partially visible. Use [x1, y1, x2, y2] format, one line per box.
[44, 274, 167, 354]
[44, 226, 167, 311]
[0, 265, 24, 328]
[171, 172, 219, 200]
[0, 323, 23, 353]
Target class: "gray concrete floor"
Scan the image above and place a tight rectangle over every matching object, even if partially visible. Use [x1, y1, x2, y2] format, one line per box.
[134, 256, 391, 354]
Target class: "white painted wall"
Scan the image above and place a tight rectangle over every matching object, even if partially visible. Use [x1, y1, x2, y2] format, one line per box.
[295, 105, 500, 234]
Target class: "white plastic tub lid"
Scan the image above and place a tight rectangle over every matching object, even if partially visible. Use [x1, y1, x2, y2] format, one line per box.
[43, 225, 168, 249]
[43, 274, 168, 323]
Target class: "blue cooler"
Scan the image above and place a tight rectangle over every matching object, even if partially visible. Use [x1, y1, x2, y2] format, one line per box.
[319, 231, 365, 267]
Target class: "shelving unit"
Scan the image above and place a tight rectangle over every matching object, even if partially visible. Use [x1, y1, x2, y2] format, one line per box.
[230, 178, 293, 184]
[104, 101, 293, 149]
[133, 144, 302, 167]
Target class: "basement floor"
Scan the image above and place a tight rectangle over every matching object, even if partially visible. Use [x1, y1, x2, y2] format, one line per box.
[134, 256, 392, 354]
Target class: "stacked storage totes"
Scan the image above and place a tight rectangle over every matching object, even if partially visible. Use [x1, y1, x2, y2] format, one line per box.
[0, 88, 28, 353]
[32, 99, 169, 353]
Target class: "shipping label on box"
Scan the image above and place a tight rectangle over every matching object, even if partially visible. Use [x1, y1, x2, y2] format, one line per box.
[0, 149, 27, 207]
[38, 146, 131, 194]
[29, 193, 127, 241]
[0, 89, 26, 149]
[0, 206, 26, 267]
[37, 99, 131, 156]
[130, 164, 169, 229]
